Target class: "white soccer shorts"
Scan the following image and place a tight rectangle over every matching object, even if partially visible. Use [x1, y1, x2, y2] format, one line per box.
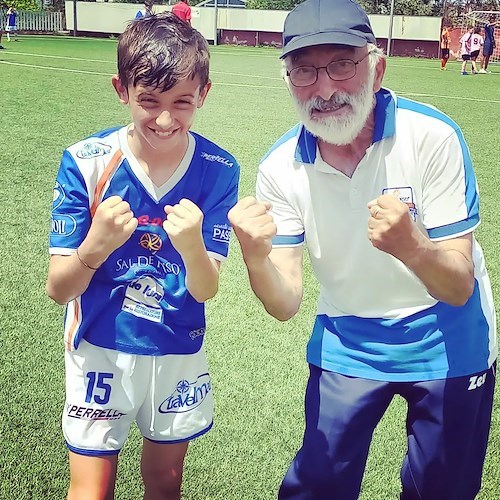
[63, 340, 213, 456]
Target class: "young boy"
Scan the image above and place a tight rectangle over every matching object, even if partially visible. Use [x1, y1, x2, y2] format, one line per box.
[459, 26, 473, 75]
[469, 26, 484, 74]
[440, 24, 451, 70]
[46, 12, 239, 499]
[5, 6, 17, 41]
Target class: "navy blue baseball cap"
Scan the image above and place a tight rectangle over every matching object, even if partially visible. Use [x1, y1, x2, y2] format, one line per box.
[280, 0, 376, 59]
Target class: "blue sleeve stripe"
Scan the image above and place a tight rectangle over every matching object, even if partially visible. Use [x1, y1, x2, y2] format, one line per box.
[261, 124, 301, 163]
[272, 233, 305, 246]
[427, 215, 479, 239]
[397, 98, 479, 221]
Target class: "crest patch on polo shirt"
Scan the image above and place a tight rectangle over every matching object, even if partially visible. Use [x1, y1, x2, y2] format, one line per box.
[382, 186, 418, 221]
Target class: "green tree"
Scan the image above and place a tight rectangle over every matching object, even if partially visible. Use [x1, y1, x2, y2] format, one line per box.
[8, 0, 40, 11]
[246, 0, 302, 9]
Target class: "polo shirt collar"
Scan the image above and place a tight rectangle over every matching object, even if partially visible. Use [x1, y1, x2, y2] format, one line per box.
[294, 87, 396, 164]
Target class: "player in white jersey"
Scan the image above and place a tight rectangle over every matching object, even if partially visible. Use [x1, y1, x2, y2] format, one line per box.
[229, 1, 496, 499]
[460, 26, 474, 74]
[46, 12, 239, 499]
[469, 27, 484, 73]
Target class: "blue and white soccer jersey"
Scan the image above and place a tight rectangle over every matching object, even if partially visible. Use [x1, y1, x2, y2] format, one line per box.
[50, 126, 239, 356]
[50, 126, 239, 451]
[257, 87, 497, 382]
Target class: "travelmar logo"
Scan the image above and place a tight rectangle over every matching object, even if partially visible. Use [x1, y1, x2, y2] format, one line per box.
[158, 374, 211, 414]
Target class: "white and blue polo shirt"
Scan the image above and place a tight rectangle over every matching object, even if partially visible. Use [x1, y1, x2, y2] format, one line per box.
[257, 88, 497, 382]
[50, 126, 239, 356]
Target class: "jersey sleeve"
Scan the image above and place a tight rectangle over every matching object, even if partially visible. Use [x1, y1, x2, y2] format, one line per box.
[420, 129, 480, 241]
[49, 150, 92, 254]
[256, 161, 305, 247]
[201, 160, 240, 261]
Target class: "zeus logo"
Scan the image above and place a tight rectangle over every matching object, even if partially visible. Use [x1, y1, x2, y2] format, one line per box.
[468, 372, 487, 391]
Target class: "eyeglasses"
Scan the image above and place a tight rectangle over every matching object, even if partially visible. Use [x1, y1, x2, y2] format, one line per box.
[286, 51, 375, 87]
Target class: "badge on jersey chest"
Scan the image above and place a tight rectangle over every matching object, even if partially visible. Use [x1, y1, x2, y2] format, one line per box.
[382, 186, 418, 221]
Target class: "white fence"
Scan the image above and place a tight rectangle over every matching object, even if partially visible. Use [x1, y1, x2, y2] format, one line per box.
[17, 11, 65, 32]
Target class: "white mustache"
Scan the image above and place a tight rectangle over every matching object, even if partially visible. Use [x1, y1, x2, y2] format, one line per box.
[305, 93, 353, 112]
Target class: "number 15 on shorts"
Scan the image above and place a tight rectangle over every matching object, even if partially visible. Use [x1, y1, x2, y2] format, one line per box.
[85, 372, 114, 404]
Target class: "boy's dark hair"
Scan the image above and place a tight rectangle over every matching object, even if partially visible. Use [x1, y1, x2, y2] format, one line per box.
[117, 12, 209, 92]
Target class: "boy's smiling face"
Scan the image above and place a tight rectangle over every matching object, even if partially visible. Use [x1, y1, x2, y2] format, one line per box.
[113, 75, 210, 160]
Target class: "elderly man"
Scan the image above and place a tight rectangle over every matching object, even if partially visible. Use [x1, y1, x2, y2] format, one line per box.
[228, 0, 497, 499]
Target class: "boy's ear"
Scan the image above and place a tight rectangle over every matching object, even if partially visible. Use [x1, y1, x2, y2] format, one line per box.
[197, 81, 212, 108]
[112, 75, 129, 104]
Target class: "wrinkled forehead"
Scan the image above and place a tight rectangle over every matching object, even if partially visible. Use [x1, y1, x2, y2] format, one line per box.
[287, 44, 364, 65]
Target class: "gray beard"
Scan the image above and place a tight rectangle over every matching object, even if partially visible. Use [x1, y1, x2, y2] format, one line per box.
[292, 74, 376, 146]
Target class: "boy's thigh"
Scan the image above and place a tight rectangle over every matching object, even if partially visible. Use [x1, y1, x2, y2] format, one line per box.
[401, 363, 496, 499]
[63, 340, 150, 455]
[136, 346, 214, 443]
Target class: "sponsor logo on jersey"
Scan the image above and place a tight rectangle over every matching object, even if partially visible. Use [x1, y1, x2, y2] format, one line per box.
[115, 255, 181, 275]
[201, 151, 234, 168]
[66, 403, 125, 421]
[140, 232, 163, 253]
[137, 215, 164, 227]
[189, 327, 206, 340]
[75, 142, 112, 159]
[51, 214, 77, 237]
[52, 181, 65, 210]
[122, 274, 164, 323]
[158, 373, 211, 414]
[212, 223, 231, 243]
[382, 186, 418, 221]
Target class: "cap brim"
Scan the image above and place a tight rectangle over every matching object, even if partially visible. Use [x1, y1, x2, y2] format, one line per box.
[280, 31, 374, 59]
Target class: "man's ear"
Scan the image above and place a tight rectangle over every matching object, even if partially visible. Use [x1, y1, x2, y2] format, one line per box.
[373, 56, 386, 93]
[112, 75, 129, 104]
[197, 81, 212, 108]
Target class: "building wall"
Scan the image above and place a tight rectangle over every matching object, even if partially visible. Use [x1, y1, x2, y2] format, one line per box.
[65, 2, 446, 58]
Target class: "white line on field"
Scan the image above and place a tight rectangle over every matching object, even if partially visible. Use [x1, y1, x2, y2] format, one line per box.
[0, 51, 283, 79]
[1, 59, 499, 103]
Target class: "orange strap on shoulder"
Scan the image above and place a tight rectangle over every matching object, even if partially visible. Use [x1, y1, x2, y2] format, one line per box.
[89, 149, 123, 217]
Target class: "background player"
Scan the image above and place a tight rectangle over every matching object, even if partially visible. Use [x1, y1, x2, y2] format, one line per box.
[5, 6, 17, 41]
[479, 16, 500, 73]
[46, 12, 239, 500]
[440, 24, 451, 70]
[459, 26, 473, 74]
[469, 26, 484, 74]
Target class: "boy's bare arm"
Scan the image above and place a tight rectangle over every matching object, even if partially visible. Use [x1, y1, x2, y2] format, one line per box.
[46, 196, 138, 304]
[163, 198, 220, 303]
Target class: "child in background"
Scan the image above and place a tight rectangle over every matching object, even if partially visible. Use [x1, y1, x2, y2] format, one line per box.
[459, 27, 473, 75]
[46, 12, 239, 499]
[469, 26, 484, 74]
[440, 24, 451, 70]
[5, 6, 17, 41]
